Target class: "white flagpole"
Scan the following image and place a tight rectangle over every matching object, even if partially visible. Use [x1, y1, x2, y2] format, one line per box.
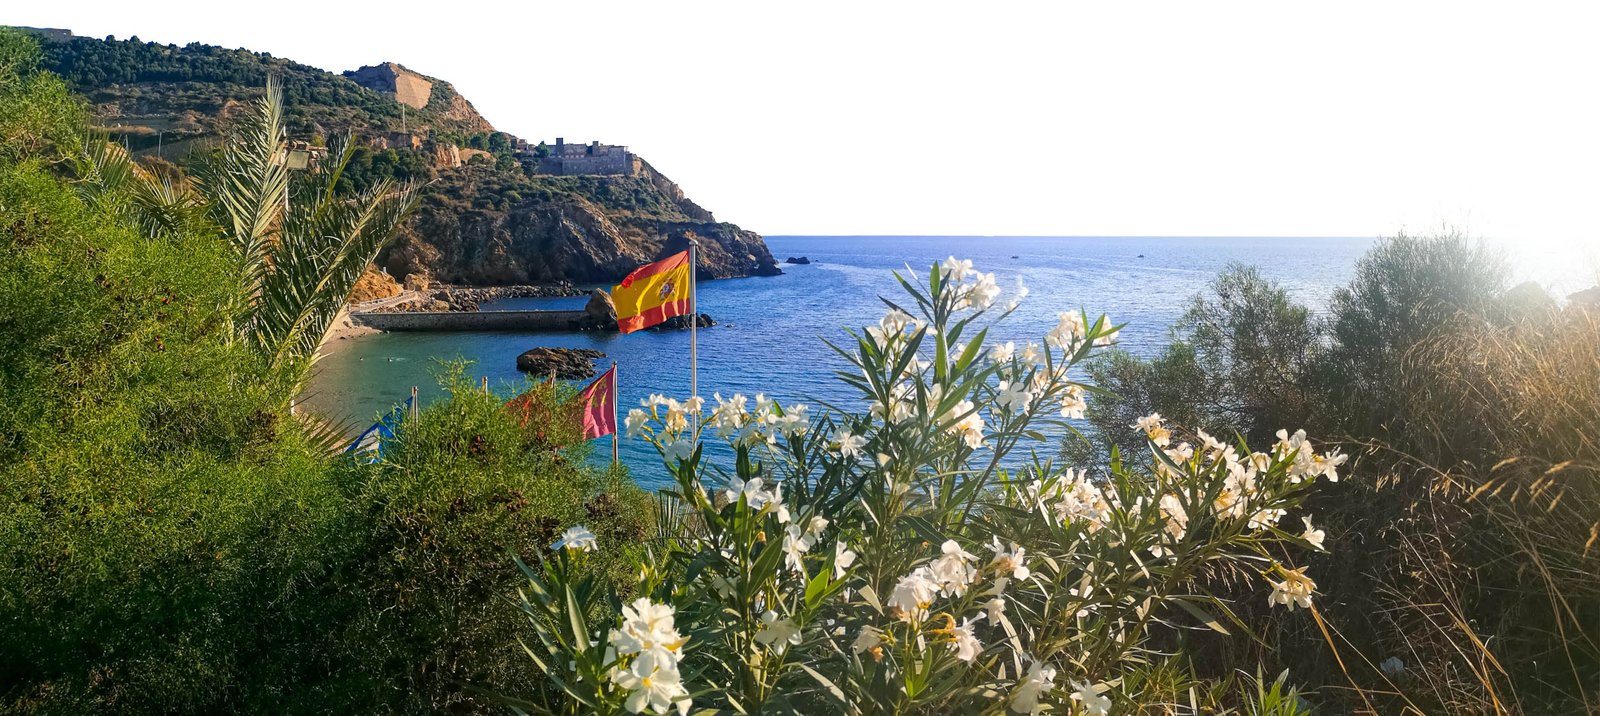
[688, 240, 699, 403]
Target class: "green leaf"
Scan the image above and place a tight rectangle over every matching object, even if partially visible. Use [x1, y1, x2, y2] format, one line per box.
[1172, 597, 1231, 635]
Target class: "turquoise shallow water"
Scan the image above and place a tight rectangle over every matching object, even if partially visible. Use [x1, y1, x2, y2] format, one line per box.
[306, 236, 1375, 488]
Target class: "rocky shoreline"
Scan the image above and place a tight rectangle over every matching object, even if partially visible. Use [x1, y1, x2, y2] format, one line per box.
[362, 283, 589, 313]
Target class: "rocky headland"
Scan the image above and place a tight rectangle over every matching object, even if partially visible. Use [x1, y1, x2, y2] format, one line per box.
[33, 31, 781, 295]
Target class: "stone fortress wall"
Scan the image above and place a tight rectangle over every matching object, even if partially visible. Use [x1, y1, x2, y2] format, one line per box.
[533, 138, 640, 176]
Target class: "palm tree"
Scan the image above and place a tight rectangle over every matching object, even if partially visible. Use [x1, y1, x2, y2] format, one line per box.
[199, 77, 419, 387]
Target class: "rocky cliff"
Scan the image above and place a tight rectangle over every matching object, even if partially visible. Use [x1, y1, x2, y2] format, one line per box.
[29, 30, 777, 287]
[379, 165, 780, 284]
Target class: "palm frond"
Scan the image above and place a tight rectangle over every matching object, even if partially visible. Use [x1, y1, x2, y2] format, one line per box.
[248, 132, 419, 376]
[198, 75, 288, 299]
[128, 166, 204, 239]
[70, 134, 135, 210]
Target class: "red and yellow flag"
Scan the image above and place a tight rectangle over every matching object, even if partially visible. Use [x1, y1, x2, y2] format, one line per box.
[613, 250, 692, 334]
[578, 365, 617, 439]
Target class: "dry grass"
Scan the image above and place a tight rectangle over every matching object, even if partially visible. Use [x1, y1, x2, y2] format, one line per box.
[1334, 306, 1600, 714]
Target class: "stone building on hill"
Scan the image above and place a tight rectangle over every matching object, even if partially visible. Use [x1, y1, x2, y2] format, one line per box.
[532, 138, 639, 176]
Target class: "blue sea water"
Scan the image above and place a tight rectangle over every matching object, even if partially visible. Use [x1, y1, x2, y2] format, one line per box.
[305, 236, 1378, 488]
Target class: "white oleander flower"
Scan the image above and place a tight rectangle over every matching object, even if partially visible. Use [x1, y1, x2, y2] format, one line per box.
[990, 340, 1016, 364]
[987, 537, 1031, 580]
[851, 624, 884, 655]
[1019, 341, 1045, 366]
[833, 540, 857, 578]
[1312, 449, 1348, 482]
[754, 610, 802, 655]
[1009, 658, 1057, 713]
[609, 649, 690, 716]
[881, 308, 915, 334]
[1053, 471, 1114, 533]
[1059, 384, 1087, 419]
[888, 567, 940, 622]
[611, 598, 686, 657]
[1158, 493, 1188, 542]
[782, 524, 815, 574]
[661, 401, 688, 434]
[984, 596, 1006, 623]
[723, 476, 772, 510]
[1070, 680, 1112, 715]
[1267, 566, 1317, 610]
[626, 408, 650, 438]
[995, 380, 1033, 413]
[833, 429, 866, 458]
[1300, 515, 1326, 550]
[774, 403, 809, 437]
[948, 399, 985, 449]
[930, 540, 980, 597]
[711, 393, 747, 437]
[661, 438, 696, 465]
[1249, 507, 1287, 531]
[942, 255, 974, 281]
[948, 616, 982, 662]
[1134, 412, 1172, 447]
[969, 271, 1001, 309]
[1046, 311, 1087, 350]
[550, 525, 598, 553]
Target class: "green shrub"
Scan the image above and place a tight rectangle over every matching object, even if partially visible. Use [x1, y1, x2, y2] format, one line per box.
[0, 45, 649, 713]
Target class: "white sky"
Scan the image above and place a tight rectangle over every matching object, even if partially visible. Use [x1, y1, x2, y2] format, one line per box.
[12, 2, 1600, 244]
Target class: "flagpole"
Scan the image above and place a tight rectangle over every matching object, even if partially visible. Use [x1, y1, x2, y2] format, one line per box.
[689, 240, 699, 404]
[610, 361, 619, 466]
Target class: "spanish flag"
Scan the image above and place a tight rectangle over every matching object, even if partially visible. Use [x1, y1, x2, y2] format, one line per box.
[613, 250, 692, 334]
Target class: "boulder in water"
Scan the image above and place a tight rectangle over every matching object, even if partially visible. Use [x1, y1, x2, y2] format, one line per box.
[515, 347, 606, 379]
[580, 289, 618, 330]
[785, 256, 811, 265]
[656, 313, 716, 330]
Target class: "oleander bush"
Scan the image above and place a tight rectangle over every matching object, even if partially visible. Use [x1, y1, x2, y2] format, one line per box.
[506, 260, 1341, 714]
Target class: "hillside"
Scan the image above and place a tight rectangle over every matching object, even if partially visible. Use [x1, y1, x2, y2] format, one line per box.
[28, 30, 780, 286]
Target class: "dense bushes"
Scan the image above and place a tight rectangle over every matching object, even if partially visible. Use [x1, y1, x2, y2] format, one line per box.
[0, 35, 648, 713]
[1070, 233, 1600, 713]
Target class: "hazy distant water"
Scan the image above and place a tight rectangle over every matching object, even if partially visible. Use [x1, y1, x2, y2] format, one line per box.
[305, 236, 1374, 488]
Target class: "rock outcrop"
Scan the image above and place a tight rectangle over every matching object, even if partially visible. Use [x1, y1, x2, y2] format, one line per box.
[657, 313, 716, 330]
[580, 289, 618, 331]
[350, 267, 403, 302]
[381, 175, 782, 285]
[785, 256, 811, 265]
[342, 62, 494, 133]
[515, 347, 605, 378]
[345, 63, 433, 109]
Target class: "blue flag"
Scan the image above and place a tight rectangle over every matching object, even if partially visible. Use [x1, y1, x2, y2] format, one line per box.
[346, 397, 412, 463]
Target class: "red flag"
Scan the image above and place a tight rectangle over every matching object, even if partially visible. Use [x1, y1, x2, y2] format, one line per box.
[578, 365, 617, 440]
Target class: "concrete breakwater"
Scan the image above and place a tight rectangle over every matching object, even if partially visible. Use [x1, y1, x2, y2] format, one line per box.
[350, 309, 592, 332]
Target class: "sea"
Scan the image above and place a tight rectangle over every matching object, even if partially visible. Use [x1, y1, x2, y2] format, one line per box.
[304, 235, 1593, 489]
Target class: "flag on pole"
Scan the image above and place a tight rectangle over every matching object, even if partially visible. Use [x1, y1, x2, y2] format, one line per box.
[578, 364, 618, 440]
[613, 250, 692, 333]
